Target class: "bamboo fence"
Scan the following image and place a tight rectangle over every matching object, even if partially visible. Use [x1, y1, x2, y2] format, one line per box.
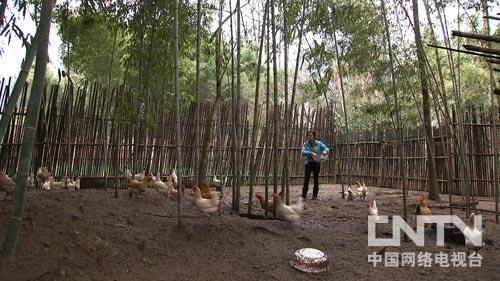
[0, 78, 498, 197]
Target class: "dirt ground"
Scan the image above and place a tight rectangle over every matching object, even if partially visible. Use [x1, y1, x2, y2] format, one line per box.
[1, 183, 499, 281]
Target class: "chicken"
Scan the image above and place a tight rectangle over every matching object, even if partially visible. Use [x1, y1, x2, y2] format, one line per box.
[151, 172, 169, 195]
[0, 172, 16, 198]
[367, 200, 379, 221]
[255, 191, 273, 212]
[36, 166, 50, 187]
[356, 181, 367, 200]
[464, 212, 484, 254]
[49, 176, 66, 190]
[27, 173, 35, 189]
[66, 177, 81, 191]
[125, 169, 133, 182]
[213, 175, 221, 185]
[273, 192, 303, 223]
[42, 179, 51, 191]
[127, 176, 151, 198]
[134, 169, 146, 181]
[413, 196, 432, 227]
[192, 185, 220, 215]
[346, 186, 355, 201]
[170, 168, 178, 185]
[168, 185, 179, 202]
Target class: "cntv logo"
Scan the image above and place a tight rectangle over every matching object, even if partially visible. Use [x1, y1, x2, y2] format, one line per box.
[367, 215, 482, 247]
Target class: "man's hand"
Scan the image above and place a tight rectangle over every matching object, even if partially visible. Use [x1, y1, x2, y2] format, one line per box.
[311, 152, 317, 156]
[322, 150, 328, 155]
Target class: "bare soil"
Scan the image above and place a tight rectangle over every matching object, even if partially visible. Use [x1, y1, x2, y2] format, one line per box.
[1, 184, 499, 281]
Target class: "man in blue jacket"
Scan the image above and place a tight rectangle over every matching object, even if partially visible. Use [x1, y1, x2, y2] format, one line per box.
[301, 130, 329, 200]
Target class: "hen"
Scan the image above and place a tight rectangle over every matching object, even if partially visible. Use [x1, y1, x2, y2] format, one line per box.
[356, 181, 367, 200]
[66, 177, 81, 191]
[127, 176, 151, 198]
[255, 191, 273, 212]
[346, 186, 355, 201]
[413, 196, 432, 228]
[273, 193, 303, 223]
[0, 172, 15, 198]
[464, 212, 484, 254]
[36, 166, 50, 187]
[192, 185, 220, 215]
[366, 200, 379, 221]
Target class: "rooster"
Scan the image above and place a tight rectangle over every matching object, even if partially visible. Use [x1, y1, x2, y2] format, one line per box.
[0, 172, 15, 199]
[356, 181, 367, 200]
[192, 185, 220, 215]
[273, 192, 303, 223]
[127, 176, 151, 198]
[464, 212, 484, 254]
[255, 191, 273, 212]
[367, 200, 379, 221]
[413, 196, 432, 228]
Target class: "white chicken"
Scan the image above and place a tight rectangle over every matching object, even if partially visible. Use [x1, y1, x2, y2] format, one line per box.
[464, 212, 484, 254]
[36, 166, 50, 187]
[125, 169, 133, 182]
[273, 193, 303, 223]
[49, 176, 66, 190]
[367, 200, 379, 221]
[171, 168, 178, 185]
[192, 185, 220, 215]
[42, 179, 51, 191]
[27, 173, 35, 189]
[151, 172, 168, 195]
[134, 169, 145, 181]
[66, 177, 81, 191]
[356, 181, 367, 200]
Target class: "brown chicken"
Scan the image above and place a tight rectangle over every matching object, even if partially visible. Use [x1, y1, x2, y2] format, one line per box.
[0, 172, 16, 198]
[255, 191, 273, 212]
[127, 176, 151, 198]
[413, 196, 432, 228]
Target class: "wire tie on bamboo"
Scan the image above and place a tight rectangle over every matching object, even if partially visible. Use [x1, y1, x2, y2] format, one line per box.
[11, 216, 22, 221]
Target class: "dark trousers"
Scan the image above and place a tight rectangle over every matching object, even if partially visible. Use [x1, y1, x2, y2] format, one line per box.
[302, 161, 320, 198]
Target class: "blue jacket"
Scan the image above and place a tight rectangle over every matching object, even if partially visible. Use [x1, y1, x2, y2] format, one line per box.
[301, 140, 329, 164]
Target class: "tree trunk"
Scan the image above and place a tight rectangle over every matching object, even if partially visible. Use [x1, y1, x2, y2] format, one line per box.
[173, 0, 182, 227]
[0, 0, 54, 279]
[281, 0, 289, 204]
[0, 32, 39, 148]
[423, 0, 454, 212]
[332, 10, 350, 198]
[234, 0, 242, 211]
[381, 0, 409, 225]
[412, 0, 439, 201]
[271, 0, 279, 216]
[198, 0, 223, 184]
[264, 4, 271, 217]
[247, 0, 268, 214]
[481, 0, 499, 223]
[194, 0, 202, 184]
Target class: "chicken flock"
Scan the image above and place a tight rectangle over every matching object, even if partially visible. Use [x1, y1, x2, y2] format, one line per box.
[0, 169, 486, 253]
